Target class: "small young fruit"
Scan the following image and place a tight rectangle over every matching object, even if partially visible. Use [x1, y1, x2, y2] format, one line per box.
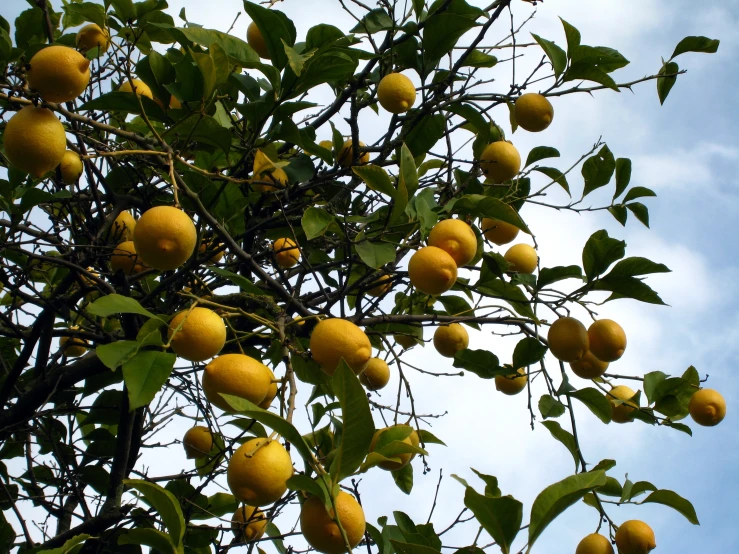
[182, 426, 213, 459]
[247, 22, 270, 59]
[59, 150, 84, 184]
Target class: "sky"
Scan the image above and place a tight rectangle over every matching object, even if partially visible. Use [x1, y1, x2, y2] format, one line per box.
[2, 0, 739, 552]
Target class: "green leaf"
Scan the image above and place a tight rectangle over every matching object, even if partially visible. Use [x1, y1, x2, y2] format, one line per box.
[525, 147, 560, 167]
[671, 36, 720, 59]
[540, 421, 579, 471]
[329, 361, 375, 483]
[512, 338, 547, 368]
[79, 92, 168, 122]
[391, 464, 414, 495]
[118, 528, 178, 554]
[613, 158, 632, 199]
[537, 266, 583, 290]
[399, 143, 420, 197]
[559, 18, 581, 56]
[355, 237, 397, 269]
[283, 40, 315, 76]
[643, 371, 668, 405]
[626, 202, 650, 228]
[124, 479, 185, 546]
[476, 279, 535, 319]
[593, 275, 666, 305]
[581, 230, 626, 281]
[623, 186, 657, 203]
[533, 167, 570, 195]
[451, 195, 531, 234]
[122, 351, 176, 411]
[568, 388, 612, 424]
[609, 206, 628, 226]
[470, 469, 501, 498]
[353, 165, 395, 197]
[87, 294, 160, 320]
[209, 267, 267, 296]
[446, 104, 491, 142]
[657, 61, 679, 105]
[453, 349, 504, 379]
[597, 477, 623, 497]
[461, 50, 498, 68]
[305, 24, 344, 50]
[190, 492, 239, 520]
[351, 8, 393, 34]
[286, 474, 329, 505]
[539, 395, 566, 419]
[464, 487, 522, 554]
[641, 489, 699, 525]
[63, 3, 106, 28]
[418, 429, 446, 446]
[606, 257, 670, 278]
[531, 34, 566, 77]
[96, 340, 140, 370]
[565, 63, 619, 91]
[242, 1, 295, 69]
[527, 470, 606, 551]
[571, 45, 629, 73]
[582, 145, 616, 197]
[422, 13, 479, 67]
[163, 114, 232, 154]
[302, 207, 336, 240]
[36, 534, 92, 554]
[404, 114, 446, 158]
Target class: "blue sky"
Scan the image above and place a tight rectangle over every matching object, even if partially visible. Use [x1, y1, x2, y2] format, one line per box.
[2, 0, 739, 552]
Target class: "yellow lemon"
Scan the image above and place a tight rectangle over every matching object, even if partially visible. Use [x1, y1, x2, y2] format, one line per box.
[169, 96, 182, 109]
[227, 438, 293, 506]
[59, 150, 83, 184]
[588, 319, 627, 362]
[338, 140, 370, 168]
[576, 533, 614, 554]
[182, 425, 213, 459]
[109, 211, 136, 242]
[570, 350, 609, 379]
[479, 141, 521, 184]
[76, 23, 111, 54]
[607, 385, 639, 424]
[515, 93, 554, 132]
[272, 237, 300, 268]
[689, 388, 726, 427]
[232, 505, 268, 542]
[408, 246, 458, 295]
[199, 241, 224, 263]
[202, 354, 273, 412]
[481, 207, 521, 245]
[27, 45, 91, 103]
[254, 167, 288, 193]
[369, 425, 420, 471]
[504, 243, 538, 273]
[247, 22, 270, 59]
[310, 318, 372, 375]
[377, 72, 416, 114]
[428, 219, 478, 267]
[60, 328, 88, 357]
[495, 368, 527, 395]
[366, 274, 392, 297]
[4, 106, 66, 177]
[300, 492, 366, 554]
[433, 323, 469, 358]
[547, 317, 589, 362]
[168, 307, 227, 362]
[110, 241, 146, 275]
[614, 520, 656, 554]
[359, 357, 391, 390]
[259, 366, 278, 409]
[118, 78, 153, 99]
[133, 206, 197, 270]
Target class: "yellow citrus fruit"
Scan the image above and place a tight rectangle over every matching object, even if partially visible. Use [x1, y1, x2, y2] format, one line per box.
[570, 350, 609, 379]
[182, 425, 213, 459]
[370, 425, 420, 471]
[59, 150, 83, 184]
[408, 246, 458, 295]
[576, 533, 614, 554]
[310, 318, 372, 375]
[254, 167, 288, 193]
[300, 492, 366, 554]
[232, 505, 268, 542]
[433, 323, 469, 358]
[273, 237, 300, 268]
[133, 206, 197, 270]
[60, 328, 88, 357]
[614, 520, 656, 554]
[515, 93, 554, 133]
[202, 354, 273, 412]
[588, 319, 627, 362]
[366, 274, 392, 297]
[247, 22, 270, 59]
[377, 72, 416, 114]
[547, 317, 589, 362]
[76, 23, 110, 54]
[168, 307, 227, 362]
[27, 45, 91, 103]
[504, 243, 538, 273]
[607, 385, 639, 424]
[481, 205, 521, 245]
[110, 211, 136, 242]
[359, 357, 391, 390]
[689, 388, 726, 427]
[479, 141, 521, 184]
[169, 96, 182, 109]
[4, 106, 66, 177]
[118, 78, 153, 99]
[338, 140, 370, 168]
[259, 366, 278, 409]
[394, 332, 418, 349]
[199, 241, 224, 263]
[227, 438, 293, 506]
[428, 219, 478, 267]
[495, 368, 527, 395]
[110, 241, 146, 275]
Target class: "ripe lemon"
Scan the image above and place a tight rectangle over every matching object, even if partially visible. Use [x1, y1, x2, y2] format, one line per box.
[227, 438, 293, 505]
[479, 141, 521, 184]
[247, 22, 270, 59]
[259, 367, 278, 409]
[199, 241, 224, 263]
[370, 425, 420, 471]
[514, 93, 554, 133]
[60, 328, 88, 357]
[428, 219, 478, 267]
[576, 533, 614, 554]
[338, 140, 370, 168]
[202, 354, 273, 412]
[110, 241, 146, 275]
[232, 505, 268, 542]
[377, 72, 416, 114]
[394, 332, 419, 349]
[433, 323, 469, 358]
[254, 167, 288, 193]
[27, 45, 91, 103]
[588, 319, 627, 362]
[504, 243, 538, 274]
[366, 274, 392, 297]
[59, 150, 83, 184]
[76, 23, 111, 54]
[310, 318, 372, 375]
[4, 106, 66, 177]
[118, 78, 153, 99]
[547, 317, 589, 362]
[607, 385, 638, 424]
[359, 357, 391, 390]
[168, 307, 227, 362]
[689, 388, 726, 426]
[300, 492, 366, 554]
[182, 425, 213, 459]
[495, 368, 527, 395]
[614, 520, 656, 554]
[133, 206, 197, 270]
[110, 211, 136, 242]
[273, 238, 300, 268]
[570, 351, 609, 379]
[169, 96, 182, 109]
[408, 246, 458, 295]
[481, 206, 521, 245]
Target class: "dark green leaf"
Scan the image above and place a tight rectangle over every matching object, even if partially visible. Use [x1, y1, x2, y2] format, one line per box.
[565, 63, 619, 91]
[593, 276, 666, 305]
[476, 279, 535, 319]
[559, 18, 581, 56]
[87, 294, 160, 320]
[582, 230, 626, 281]
[423, 14, 478, 67]
[606, 257, 670, 278]
[242, 1, 295, 69]
[163, 113, 232, 154]
[539, 395, 566, 419]
[35, 533, 92, 554]
[671, 36, 720, 59]
[118, 528, 177, 553]
[461, 50, 498, 68]
[464, 487, 522, 554]
[391, 464, 414, 495]
[355, 239, 396, 269]
[353, 165, 395, 197]
[531, 34, 566, 77]
[209, 267, 267, 295]
[512, 338, 547, 368]
[626, 202, 650, 228]
[541, 421, 579, 471]
[452, 195, 530, 234]
[537, 266, 583, 290]
[122, 351, 176, 411]
[613, 158, 632, 199]
[568, 388, 612, 424]
[351, 9, 393, 34]
[643, 371, 668, 405]
[124, 479, 185, 546]
[623, 186, 656, 203]
[404, 114, 446, 158]
[525, 147, 560, 167]
[96, 340, 140, 370]
[79, 91, 168, 121]
[533, 167, 569, 195]
[641, 489, 699, 525]
[657, 61, 679, 105]
[453, 349, 504, 379]
[302, 207, 336, 240]
[581, 145, 616, 197]
[609, 206, 628, 226]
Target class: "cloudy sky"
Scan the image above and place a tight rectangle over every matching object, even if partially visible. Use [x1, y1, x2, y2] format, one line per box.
[3, 0, 739, 552]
